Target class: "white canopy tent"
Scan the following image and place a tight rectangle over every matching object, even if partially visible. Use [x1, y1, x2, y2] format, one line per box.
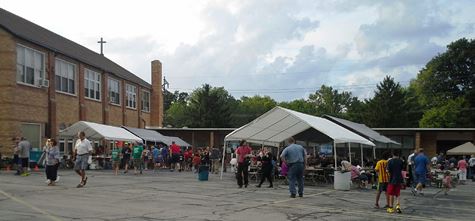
[59, 121, 142, 143]
[447, 142, 475, 155]
[220, 107, 375, 179]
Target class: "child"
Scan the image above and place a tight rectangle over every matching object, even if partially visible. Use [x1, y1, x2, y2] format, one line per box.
[192, 152, 201, 173]
[442, 171, 452, 195]
[374, 151, 390, 209]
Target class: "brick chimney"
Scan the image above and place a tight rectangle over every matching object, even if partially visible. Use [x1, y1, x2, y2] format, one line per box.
[150, 60, 163, 127]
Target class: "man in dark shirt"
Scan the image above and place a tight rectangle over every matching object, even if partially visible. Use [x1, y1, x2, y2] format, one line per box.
[387, 151, 404, 214]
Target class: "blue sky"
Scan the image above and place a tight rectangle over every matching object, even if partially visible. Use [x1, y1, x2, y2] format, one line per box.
[2, 0, 475, 101]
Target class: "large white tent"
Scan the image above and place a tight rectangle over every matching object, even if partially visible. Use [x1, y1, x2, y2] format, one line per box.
[225, 107, 375, 146]
[447, 142, 475, 155]
[59, 121, 142, 143]
[221, 107, 375, 179]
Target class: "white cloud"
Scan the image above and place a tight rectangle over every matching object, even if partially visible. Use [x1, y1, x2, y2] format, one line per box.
[2, 0, 475, 101]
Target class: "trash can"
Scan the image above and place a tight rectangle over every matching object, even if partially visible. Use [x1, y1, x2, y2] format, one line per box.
[334, 170, 351, 190]
[198, 165, 209, 181]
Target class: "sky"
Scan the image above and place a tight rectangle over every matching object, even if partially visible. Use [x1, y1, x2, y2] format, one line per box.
[2, 0, 475, 101]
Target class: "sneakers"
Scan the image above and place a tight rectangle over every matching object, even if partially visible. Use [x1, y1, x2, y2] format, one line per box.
[411, 188, 417, 196]
[387, 208, 395, 213]
[20, 172, 30, 177]
[298, 194, 303, 198]
[55, 176, 60, 183]
[396, 205, 402, 213]
[290, 194, 296, 198]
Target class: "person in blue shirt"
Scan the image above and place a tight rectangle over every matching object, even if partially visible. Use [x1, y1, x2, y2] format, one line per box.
[161, 145, 169, 168]
[413, 149, 430, 195]
[280, 137, 307, 198]
[152, 145, 160, 172]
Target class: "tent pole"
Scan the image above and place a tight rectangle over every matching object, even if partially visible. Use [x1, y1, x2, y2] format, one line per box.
[333, 142, 337, 169]
[373, 146, 376, 161]
[360, 143, 363, 167]
[348, 143, 351, 164]
[220, 140, 227, 180]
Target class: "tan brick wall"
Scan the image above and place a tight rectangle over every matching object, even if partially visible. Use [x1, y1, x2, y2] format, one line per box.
[125, 108, 139, 128]
[0, 29, 19, 154]
[84, 99, 103, 123]
[421, 132, 437, 157]
[141, 112, 150, 128]
[108, 105, 123, 126]
[56, 93, 79, 129]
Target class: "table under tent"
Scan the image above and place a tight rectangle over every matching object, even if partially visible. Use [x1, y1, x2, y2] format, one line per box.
[323, 115, 400, 166]
[59, 121, 143, 169]
[221, 107, 376, 185]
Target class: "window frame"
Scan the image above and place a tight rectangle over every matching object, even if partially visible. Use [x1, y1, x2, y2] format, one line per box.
[55, 58, 77, 95]
[141, 89, 151, 113]
[125, 83, 137, 109]
[84, 68, 101, 101]
[108, 77, 121, 106]
[16, 44, 46, 87]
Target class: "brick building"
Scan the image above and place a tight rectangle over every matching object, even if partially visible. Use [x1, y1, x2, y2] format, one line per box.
[0, 8, 163, 154]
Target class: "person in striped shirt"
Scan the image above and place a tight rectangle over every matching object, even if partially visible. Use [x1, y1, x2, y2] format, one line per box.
[374, 151, 391, 209]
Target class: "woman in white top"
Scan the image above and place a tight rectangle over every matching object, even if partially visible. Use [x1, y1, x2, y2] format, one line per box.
[44, 139, 61, 186]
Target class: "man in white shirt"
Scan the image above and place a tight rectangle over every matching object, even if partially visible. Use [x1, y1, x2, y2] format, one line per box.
[73, 131, 93, 188]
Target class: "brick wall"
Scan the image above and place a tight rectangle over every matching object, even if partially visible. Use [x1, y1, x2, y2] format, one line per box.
[421, 132, 437, 157]
[125, 108, 139, 128]
[141, 112, 150, 128]
[0, 28, 16, 154]
[56, 93, 79, 130]
[84, 99, 103, 123]
[108, 105, 123, 126]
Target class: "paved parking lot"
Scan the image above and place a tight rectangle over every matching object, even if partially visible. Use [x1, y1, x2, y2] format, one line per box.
[0, 169, 474, 221]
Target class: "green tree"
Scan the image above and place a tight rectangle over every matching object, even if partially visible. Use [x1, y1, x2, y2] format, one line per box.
[164, 102, 190, 127]
[188, 84, 237, 127]
[363, 76, 409, 127]
[308, 85, 353, 117]
[413, 38, 475, 127]
[279, 99, 317, 115]
[419, 98, 466, 128]
[232, 95, 277, 126]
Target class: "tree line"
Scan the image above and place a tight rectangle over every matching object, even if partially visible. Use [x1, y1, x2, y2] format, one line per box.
[163, 38, 475, 128]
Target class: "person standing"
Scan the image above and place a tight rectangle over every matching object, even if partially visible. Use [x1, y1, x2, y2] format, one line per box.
[210, 147, 221, 174]
[236, 140, 252, 188]
[73, 131, 93, 188]
[169, 141, 181, 171]
[469, 154, 475, 181]
[280, 137, 306, 198]
[142, 146, 150, 171]
[374, 151, 390, 209]
[457, 156, 468, 185]
[256, 148, 273, 188]
[12, 137, 20, 175]
[386, 151, 404, 214]
[111, 147, 121, 175]
[413, 149, 430, 196]
[44, 139, 60, 186]
[18, 137, 31, 176]
[161, 145, 169, 169]
[152, 145, 161, 172]
[406, 149, 417, 188]
[122, 143, 132, 173]
[132, 144, 144, 175]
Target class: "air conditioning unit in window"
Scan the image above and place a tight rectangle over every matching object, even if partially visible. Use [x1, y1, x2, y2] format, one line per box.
[39, 79, 50, 88]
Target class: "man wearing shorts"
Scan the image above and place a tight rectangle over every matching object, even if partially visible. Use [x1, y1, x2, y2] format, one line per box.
[413, 149, 430, 195]
[387, 151, 404, 214]
[111, 147, 121, 175]
[169, 141, 181, 172]
[74, 131, 93, 188]
[374, 151, 390, 209]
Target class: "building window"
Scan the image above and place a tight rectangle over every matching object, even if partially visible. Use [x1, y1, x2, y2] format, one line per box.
[126, 84, 137, 108]
[85, 69, 101, 100]
[16, 44, 45, 86]
[20, 123, 41, 149]
[141, 90, 150, 112]
[108, 78, 120, 105]
[55, 59, 76, 94]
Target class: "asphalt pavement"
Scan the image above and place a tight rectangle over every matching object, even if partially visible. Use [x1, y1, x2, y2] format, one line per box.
[0, 169, 474, 221]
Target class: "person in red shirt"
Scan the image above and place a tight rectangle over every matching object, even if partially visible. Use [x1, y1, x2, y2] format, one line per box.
[236, 140, 252, 188]
[169, 141, 181, 172]
[458, 157, 468, 184]
[183, 148, 192, 171]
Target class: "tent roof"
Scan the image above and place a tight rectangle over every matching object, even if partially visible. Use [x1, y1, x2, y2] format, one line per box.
[167, 136, 191, 147]
[59, 121, 142, 143]
[324, 115, 399, 145]
[122, 126, 172, 144]
[225, 107, 375, 147]
[447, 142, 475, 155]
